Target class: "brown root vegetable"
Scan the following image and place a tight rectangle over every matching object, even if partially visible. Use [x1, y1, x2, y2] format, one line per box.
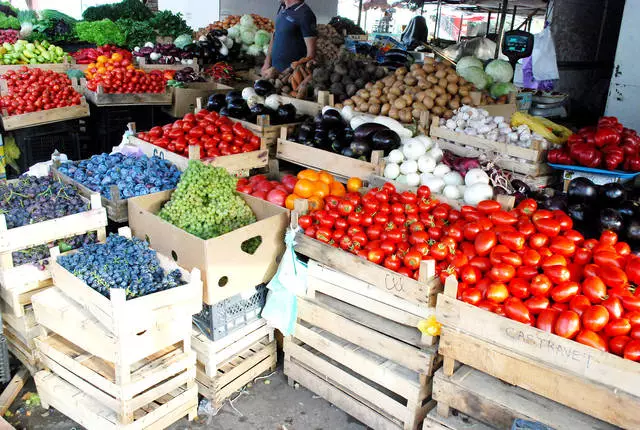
[344, 99, 355, 106]
[435, 95, 449, 107]
[380, 95, 388, 103]
[389, 87, 402, 96]
[459, 77, 468, 85]
[423, 64, 435, 74]
[401, 94, 413, 105]
[365, 82, 374, 89]
[425, 89, 437, 100]
[357, 89, 370, 99]
[359, 102, 370, 112]
[415, 91, 426, 102]
[369, 97, 381, 106]
[370, 88, 382, 98]
[412, 108, 425, 120]
[412, 69, 427, 79]
[448, 98, 460, 110]
[381, 103, 391, 115]
[427, 75, 439, 85]
[383, 76, 395, 86]
[404, 75, 417, 86]
[388, 93, 398, 102]
[406, 86, 418, 96]
[458, 87, 470, 97]
[432, 106, 445, 116]
[424, 57, 435, 64]
[399, 108, 413, 123]
[395, 67, 408, 76]
[438, 78, 448, 88]
[335, 103, 344, 109]
[435, 69, 447, 79]
[410, 63, 422, 72]
[444, 109, 454, 118]
[423, 96, 435, 110]
[374, 81, 385, 89]
[435, 62, 447, 71]
[434, 85, 446, 96]
[413, 101, 426, 111]
[368, 103, 381, 115]
[446, 73, 459, 83]
[461, 96, 472, 105]
[393, 98, 407, 109]
[447, 83, 459, 95]
[388, 107, 400, 120]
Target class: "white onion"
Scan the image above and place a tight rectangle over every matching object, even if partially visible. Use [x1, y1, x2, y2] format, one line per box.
[405, 172, 421, 187]
[402, 138, 427, 160]
[464, 183, 494, 205]
[421, 177, 445, 194]
[428, 146, 444, 163]
[387, 149, 404, 164]
[415, 135, 434, 151]
[400, 160, 418, 175]
[443, 171, 464, 186]
[443, 184, 462, 200]
[464, 168, 490, 186]
[433, 164, 451, 177]
[383, 163, 400, 179]
[420, 172, 435, 185]
[417, 155, 436, 173]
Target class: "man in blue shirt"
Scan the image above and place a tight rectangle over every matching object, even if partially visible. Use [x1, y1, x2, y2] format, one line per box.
[262, 0, 317, 74]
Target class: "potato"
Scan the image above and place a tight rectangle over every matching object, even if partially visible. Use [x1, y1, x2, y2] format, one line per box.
[410, 63, 422, 72]
[344, 99, 355, 106]
[357, 89, 370, 99]
[461, 96, 472, 105]
[438, 78, 448, 88]
[435, 95, 449, 107]
[368, 103, 381, 115]
[432, 106, 445, 116]
[388, 93, 398, 102]
[415, 91, 426, 102]
[447, 83, 459, 95]
[412, 108, 425, 120]
[427, 75, 439, 84]
[417, 79, 429, 90]
[395, 67, 408, 76]
[459, 77, 468, 85]
[448, 98, 460, 110]
[435, 69, 447, 79]
[446, 73, 459, 83]
[402, 94, 413, 105]
[424, 57, 435, 64]
[404, 75, 417, 86]
[365, 82, 374, 89]
[458, 87, 470, 97]
[433, 85, 446, 96]
[381, 103, 391, 116]
[388, 107, 400, 120]
[444, 109, 454, 119]
[399, 108, 413, 123]
[425, 89, 437, 100]
[352, 95, 363, 105]
[389, 87, 402, 97]
[359, 102, 370, 112]
[412, 69, 427, 79]
[423, 96, 435, 110]
[423, 64, 435, 74]
[374, 81, 385, 89]
[370, 88, 382, 98]
[405, 87, 418, 96]
[380, 95, 388, 103]
[393, 98, 407, 109]
[435, 62, 447, 71]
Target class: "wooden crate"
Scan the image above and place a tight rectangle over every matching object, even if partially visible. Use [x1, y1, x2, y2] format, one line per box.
[432, 366, 616, 430]
[435, 278, 640, 429]
[82, 82, 173, 107]
[306, 260, 439, 346]
[35, 370, 198, 430]
[0, 191, 107, 315]
[424, 408, 492, 430]
[293, 229, 441, 308]
[135, 57, 199, 73]
[3, 322, 39, 375]
[0, 61, 71, 75]
[276, 127, 385, 181]
[1, 301, 38, 349]
[284, 296, 439, 430]
[127, 122, 269, 174]
[430, 117, 550, 177]
[35, 333, 195, 424]
[347, 34, 369, 41]
[128, 191, 288, 305]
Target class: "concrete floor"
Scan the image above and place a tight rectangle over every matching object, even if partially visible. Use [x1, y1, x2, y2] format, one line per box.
[5, 366, 368, 430]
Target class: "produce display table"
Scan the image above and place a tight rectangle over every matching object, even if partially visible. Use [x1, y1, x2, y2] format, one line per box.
[0, 61, 71, 75]
[82, 83, 173, 107]
[433, 278, 640, 429]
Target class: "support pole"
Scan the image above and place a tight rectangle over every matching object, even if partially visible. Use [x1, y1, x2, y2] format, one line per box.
[357, 0, 363, 27]
[511, 5, 517, 30]
[434, 0, 442, 40]
[495, 0, 509, 58]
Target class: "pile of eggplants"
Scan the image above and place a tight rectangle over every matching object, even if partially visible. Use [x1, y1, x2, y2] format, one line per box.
[532, 177, 640, 250]
[206, 88, 303, 125]
[293, 108, 400, 160]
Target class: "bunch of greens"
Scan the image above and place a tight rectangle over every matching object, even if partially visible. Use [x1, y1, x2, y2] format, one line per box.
[0, 13, 19, 30]
[83, 0, 153, 22]
[31, 9, 77, 42]
[0, 2, 16, 17]
[116, 18, 156, 49]
[150, 10, 192, 38]
[17, 9, 36, 24]
[76, 19, 125, 46]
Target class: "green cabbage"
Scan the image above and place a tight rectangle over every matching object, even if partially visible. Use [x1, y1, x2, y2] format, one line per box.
[485, 59, 514, 83]
[247, 44, 262, 56]
[456, 56, 483, 75]
[226, 25, 240, 40]
[241, 30, 255, 46]
[489, 82, 517, 98]
[240, 14, 254, 28]
[254, 30, 270, 47]
[174, 34, 192, 49]
[461, 67, 491, 90]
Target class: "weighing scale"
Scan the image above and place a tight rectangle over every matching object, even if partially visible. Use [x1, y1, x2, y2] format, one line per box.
[502, 29, 534, 70]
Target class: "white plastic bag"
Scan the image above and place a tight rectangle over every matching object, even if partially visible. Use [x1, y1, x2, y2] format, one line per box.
[532, 27, 559, 81]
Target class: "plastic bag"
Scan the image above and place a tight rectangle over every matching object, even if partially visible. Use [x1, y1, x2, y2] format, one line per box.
[261, 228, 308, 336]
[442, 37, 497, 62]
[532, 27, 559, 81]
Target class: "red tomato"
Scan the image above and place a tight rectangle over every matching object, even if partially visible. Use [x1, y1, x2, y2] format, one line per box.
[602, 296, 625, 319]
[593, 250, 624, 268]
[383, 254, 401, 271]
[530, 274, 552, 297]
[486, 282, 509, 303]
[462, 288, 483, 305]
[623, 340, 640, 361]
[367, 248, 385, 264]
[522, 249, 541, 267]
[525, 296, 550, 315]
[489, 210, 518, 226]
[554, 311, 581, 339]
[489, 264, 516, 283]
[474, 231, 497, 256]
[469, 257, 492, 273]
[550, 281, 580, 303]
[517, 266, 538, 280]
[544, 265, 571, 284]
[516, 198, 537, 216]
[403, 250, 422, 270]
[563, 229, 584, 245]
[605, 318, 632, 337]
[529, 233, 549, 249]
[582, 305, 610, 332]
[629, 325, 640, 340]
[501, 252, 523, 267]
[536, 309, 559, 333]
[600, 230, 618, 246]
[504, 297, 533, 324]
[576, 330, 608, 352]
[534, 218, 561, 237]
[541, 254, 567, 269]
[477, 200, 501, 213]
[599, 265, 628, 289]
[498, 231, 526, 251]
[569, 295, 591, 316]
[549, 236, 576, 257]
[610, 336, 632, 356]
[582, 276, 607, 303]
[508, 278, 530, 299]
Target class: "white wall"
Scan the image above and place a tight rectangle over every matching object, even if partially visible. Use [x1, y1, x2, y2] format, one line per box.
[220, 0, 338, 24]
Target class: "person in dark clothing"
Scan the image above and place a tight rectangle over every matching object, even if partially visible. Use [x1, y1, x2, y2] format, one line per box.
[262, 0, 318, 73]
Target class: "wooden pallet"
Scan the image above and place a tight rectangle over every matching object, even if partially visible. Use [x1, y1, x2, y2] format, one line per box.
[35, 370, 197, 430]
[0, 62, 71, 74]
[3, 323, 39, 375]
[0, 101, 89, 131]
[128, 191, 288, 305]
[192, 318, 274, 377]
[435, 277, 640, 429]
[425, 408, 493, 430]
[276, 127, 385, 181]
[135, 57, 199, 72]
[82, 82, 173, 106]
[127, 122, 269, 174]
[293, 228, 441, 308]
[306, 260, 438, 346]
[432, 366, 616, 430]
[196, 338, 276, 408]
[35, 333, 195, 424]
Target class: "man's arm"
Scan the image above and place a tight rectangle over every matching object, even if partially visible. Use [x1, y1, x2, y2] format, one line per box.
[304, 36, 317, 59]
[261, 36, 274, 75]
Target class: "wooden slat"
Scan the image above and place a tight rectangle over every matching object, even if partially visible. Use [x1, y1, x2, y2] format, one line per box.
[432, 366, 617, 430]
[425, 408, 493, 430]
[0, 368, 28, 415]
[83, 86, 172, 107]
[0, 101, 89, 131]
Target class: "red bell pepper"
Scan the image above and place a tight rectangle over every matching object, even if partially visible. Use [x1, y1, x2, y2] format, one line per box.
[548, 148, 572, 165]
[603, 146, 625, 170]
[570, 143, 602, 168]
[624, 155, 640, 172]
[594, 127, 621, 147]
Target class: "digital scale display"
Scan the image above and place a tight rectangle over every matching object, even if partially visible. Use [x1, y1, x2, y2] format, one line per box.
[502, 30, 534, 67]
[504, 35, 530, 54]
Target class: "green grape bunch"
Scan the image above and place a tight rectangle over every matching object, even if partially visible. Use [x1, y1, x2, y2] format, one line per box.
[159, 161, 256, 240]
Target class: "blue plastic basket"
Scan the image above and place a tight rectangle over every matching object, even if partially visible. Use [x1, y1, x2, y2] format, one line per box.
[548, 163, 640, 179]
[511, 418, 554, 430]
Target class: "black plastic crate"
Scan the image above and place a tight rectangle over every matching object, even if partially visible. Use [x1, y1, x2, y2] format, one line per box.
[193, 284, 268, 341]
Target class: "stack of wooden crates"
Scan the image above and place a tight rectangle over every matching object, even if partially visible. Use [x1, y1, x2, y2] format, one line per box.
[284, 223, 442, 430]
[0, 193, 108, 375]
[127, 192, 289, 409]
[31, 228, 202, 429]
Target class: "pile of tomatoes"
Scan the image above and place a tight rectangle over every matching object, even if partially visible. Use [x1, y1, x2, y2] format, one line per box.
[84, 52, 166, 94]
[137, 110, 260, 158]
[0, 68, 82, 116]
[236, 174, 298, 207]
[298, 182, 640, 361]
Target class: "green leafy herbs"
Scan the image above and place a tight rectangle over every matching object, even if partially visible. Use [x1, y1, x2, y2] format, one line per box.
[76, 19, 125, 46]
[0, 13, 19, 30]
[83, 0, 153, 22]
[115, 18, 156, 49]
[150, 10, 192, 38]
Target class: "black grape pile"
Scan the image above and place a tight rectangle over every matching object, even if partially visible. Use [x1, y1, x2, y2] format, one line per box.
[12, 232, 98, 268]
[0, 176, 94, 266]
[57, 234, 185, 299]
[159, 161, 256, 240]
[57, 153, 181, 200]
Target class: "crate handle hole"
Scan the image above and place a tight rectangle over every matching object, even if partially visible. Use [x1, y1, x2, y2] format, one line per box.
[218, 276, 229, 287]
[171, 250, 178, 261]
[136, 330, 146, 336]
[240, 236, 263, 255]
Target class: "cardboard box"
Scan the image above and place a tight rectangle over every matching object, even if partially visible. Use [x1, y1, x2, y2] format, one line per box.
[128, 191, 288, 305]
[167, 82, 232, 118]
